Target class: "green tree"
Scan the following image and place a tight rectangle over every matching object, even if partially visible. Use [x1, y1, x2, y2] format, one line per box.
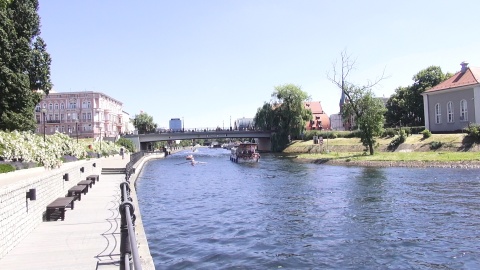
[116, 137, 136, 153]
[342, 85, 386, 155]
[0, 0, 52, 131]
[327, 49, 387, 155]
[133, 112, 157, 134]
[386, 66, 452, 127]
[254, 84, 312, 151]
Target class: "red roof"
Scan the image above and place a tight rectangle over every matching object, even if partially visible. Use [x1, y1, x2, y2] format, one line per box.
[425, 66, 480, 93]
[304, 101, 324, 114]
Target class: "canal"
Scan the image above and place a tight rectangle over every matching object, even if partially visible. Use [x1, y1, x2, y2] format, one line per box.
[136, 147, 480, 269]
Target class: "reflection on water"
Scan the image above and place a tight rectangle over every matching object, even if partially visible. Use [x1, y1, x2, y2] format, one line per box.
[136, 148, 480, 269]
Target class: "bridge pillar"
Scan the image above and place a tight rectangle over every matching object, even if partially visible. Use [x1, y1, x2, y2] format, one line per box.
[256, 137, 271, 152]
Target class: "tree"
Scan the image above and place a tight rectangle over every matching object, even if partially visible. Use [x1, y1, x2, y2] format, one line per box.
[342, 85, 386, 155]
[0, 0, 52, 131]
[327, 49, 387, 155]
[385, 66, 452, 127]
[254, 83, 312, 151]
[133, 112, 157, 134]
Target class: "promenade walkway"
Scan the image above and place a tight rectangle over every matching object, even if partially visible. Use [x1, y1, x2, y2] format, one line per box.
[0, 155, 130, 270]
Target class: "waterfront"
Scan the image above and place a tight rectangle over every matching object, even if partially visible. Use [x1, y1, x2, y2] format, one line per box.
[136, 147, 480, 269]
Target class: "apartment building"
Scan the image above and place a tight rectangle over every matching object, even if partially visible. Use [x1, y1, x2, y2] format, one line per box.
[35, 91, 123, 140]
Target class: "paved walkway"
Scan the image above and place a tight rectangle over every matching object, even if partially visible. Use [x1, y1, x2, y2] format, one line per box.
[0, 155, 130, 270]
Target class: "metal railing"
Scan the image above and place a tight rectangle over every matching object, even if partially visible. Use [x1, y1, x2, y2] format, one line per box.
[119, 151, 146, 270]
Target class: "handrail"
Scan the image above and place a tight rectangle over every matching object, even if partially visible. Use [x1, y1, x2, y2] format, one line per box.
[120, 151, 146, 270]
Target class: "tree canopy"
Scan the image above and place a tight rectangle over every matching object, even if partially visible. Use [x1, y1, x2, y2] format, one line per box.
[385, 66, 452, 127]
[133, 112, 157, 134]
[0, 0, 52, 131]
[254, 83, 312, 151]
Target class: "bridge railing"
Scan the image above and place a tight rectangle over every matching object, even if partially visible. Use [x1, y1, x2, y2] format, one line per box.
[119, 151, 145, 270]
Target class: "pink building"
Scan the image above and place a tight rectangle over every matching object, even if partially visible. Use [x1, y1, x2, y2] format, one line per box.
[35, 91, 123, 140]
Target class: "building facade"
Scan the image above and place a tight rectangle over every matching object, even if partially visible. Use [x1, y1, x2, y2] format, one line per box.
[169, 118, 182, 131]
[304, 101, 330, 130]
[422, 62, 480, 132]
[35, 91, 124, 140]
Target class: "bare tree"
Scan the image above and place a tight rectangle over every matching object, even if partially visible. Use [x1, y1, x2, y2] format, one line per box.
[326, 49, 388, 155]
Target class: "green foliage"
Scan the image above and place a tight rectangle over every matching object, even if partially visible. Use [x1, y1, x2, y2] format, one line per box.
[421, 129, 432, 139]
[254, 84, 311, 151]
[388, 129, 407, 150]
[0, 0, 52, 131]
[385, 66, 452, 127]
[429, 141, 443, 150]
[342, 85, 386, 155]
[116, 137, 136, 153]
[464, 124, 480, 140]
[133, 112, 157, 134]
[0, 163, 15, 173]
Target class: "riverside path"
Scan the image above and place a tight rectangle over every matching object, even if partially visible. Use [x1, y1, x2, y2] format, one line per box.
[0, 154, 145, 270]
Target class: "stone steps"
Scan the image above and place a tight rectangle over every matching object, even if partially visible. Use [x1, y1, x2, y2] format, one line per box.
[101, 167, 126, 175]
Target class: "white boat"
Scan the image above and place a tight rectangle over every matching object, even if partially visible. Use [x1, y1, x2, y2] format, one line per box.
[230, 142, 260, 163]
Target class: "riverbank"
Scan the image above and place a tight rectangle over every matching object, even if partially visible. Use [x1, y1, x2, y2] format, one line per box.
[284, 133, 480, 168]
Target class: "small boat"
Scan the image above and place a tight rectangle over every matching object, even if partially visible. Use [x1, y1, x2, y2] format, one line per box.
[230, 142, 260, 163]
[186, 155, 194, 160]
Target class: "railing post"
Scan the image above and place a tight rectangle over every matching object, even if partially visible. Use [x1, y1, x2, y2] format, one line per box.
[119, 202, 132, 270]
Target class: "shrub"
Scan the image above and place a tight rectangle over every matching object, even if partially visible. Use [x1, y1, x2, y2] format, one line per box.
[116, 137, 136, 153]
[421, 129, 432, 139]
[0, 163, 15, 174]
[388, 129, 407, 150]
[465, 124, 480, 140]
[429, 141, 443, 150]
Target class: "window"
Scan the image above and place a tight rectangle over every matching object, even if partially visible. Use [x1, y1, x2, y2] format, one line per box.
[460, 99, 468, 121]
[54, 103, 59, 110]
[60, 102, 65, 109]
[69, 102, 76, 109]
[82, 113, 87, 120]
[435, 103, 441, 124]
[87, 101, 91, 108]
[87, 113, 92, 120]
[82, 101, 87, 109]
[49, 103, 53, 110]
[447, 101, 454, 123]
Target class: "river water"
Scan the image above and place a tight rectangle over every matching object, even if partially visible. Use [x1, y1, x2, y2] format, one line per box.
[136, 147, 480, 269]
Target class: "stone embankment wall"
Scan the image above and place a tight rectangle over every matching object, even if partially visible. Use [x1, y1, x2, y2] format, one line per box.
[0, 160, 99, 259]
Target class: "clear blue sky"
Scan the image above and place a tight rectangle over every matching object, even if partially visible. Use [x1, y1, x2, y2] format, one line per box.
[38, 0, 480, 129]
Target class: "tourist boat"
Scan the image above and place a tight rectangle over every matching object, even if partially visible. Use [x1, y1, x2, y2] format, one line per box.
[230, 142, 260, 163]
[186, 154, 194, 160]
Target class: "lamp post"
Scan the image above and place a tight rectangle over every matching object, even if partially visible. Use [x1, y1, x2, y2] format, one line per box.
[75, 120, 79, 143]
[42, 108, 47, 142]
[99, 126, 102, 152]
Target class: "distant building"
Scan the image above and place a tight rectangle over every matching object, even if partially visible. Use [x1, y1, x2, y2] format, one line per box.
[304, 101, 330, 130]
[122, 111, 135, 134]
[235, 117, 254, 130]
[330, 114, 344, 130]
[35, 91, 124, 139]
[169, 118, 182, 131]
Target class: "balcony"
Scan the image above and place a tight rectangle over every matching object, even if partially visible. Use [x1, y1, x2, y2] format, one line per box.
[46, 120, 61, 124]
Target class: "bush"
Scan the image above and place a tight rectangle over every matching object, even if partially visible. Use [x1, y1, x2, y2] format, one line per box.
[421, 129, 432, 139]
[465, 124, 480, 140]
[388, 129, 407, 150]
[429, 141, 443, 150]
[0, 163, 16, 174]
[116, 137, 136, 153]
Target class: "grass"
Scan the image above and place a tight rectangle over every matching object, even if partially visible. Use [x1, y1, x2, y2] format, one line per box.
[289, 133, 480, 163]
[297, 151, 480, 162]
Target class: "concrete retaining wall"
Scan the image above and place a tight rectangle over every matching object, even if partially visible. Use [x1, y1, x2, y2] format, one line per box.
[0, 160, 99, 259]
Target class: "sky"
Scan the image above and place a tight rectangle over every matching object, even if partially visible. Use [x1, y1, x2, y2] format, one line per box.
[37, 0, 480, 129]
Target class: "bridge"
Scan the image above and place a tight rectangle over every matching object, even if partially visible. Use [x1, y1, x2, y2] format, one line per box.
[124, 130, 273, 151]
